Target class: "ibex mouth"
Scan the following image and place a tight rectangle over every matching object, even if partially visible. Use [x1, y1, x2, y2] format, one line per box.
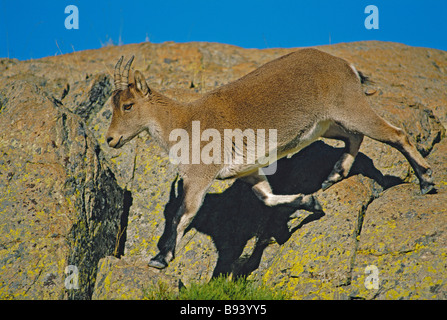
[109, 135, 123, 149]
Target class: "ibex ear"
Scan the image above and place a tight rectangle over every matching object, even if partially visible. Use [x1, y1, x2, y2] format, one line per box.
[133, 70, 151, 96]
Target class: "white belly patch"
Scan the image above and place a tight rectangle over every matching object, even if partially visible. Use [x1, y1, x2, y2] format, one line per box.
[282, 120, 331, 159]
[217, 120, 331, 179]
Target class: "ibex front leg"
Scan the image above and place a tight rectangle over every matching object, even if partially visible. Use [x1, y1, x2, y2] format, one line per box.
[149, 176, 211, 269]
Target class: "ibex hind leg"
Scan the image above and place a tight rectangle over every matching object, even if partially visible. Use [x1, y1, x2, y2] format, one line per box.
[242, 170, 322, 212]
[334, 103, 435, 194]
[321, 123, 364, 190]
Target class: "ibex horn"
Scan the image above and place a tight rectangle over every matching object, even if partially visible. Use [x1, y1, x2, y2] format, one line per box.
[114, 56, 124, 90]
[121, 56, 135, 89]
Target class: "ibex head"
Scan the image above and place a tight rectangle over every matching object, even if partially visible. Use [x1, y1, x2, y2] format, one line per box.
[106, 56, 152, 148]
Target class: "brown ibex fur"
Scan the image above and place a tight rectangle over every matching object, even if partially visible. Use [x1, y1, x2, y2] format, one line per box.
[106, 49, 434, 269]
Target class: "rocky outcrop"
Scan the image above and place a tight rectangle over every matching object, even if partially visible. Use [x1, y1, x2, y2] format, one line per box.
[0, 80, 126, 299]
[0, 41, 446, 299]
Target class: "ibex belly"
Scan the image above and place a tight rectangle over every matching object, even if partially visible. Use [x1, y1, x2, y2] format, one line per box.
[279, 120, 332, 159]
[217, 120, 331, 179]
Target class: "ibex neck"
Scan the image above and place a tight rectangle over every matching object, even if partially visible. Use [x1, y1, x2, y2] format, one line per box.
[144, 90, 195, 152]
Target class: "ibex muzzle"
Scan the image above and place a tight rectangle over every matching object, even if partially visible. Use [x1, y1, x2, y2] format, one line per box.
[105, 49, 435, 270]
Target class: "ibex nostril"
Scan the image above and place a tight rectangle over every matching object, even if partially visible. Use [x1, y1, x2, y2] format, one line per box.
[106, 137, 113, 145]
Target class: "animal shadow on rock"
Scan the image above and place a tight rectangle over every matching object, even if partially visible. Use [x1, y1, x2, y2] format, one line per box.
[157, 141, 403, 279]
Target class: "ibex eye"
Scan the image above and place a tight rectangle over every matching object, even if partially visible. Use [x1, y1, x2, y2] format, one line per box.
[123, 103, 133, 111]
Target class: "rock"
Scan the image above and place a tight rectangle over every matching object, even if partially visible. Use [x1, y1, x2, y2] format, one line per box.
[0, 41, 446, 299]
[0, 80, 125, 299]
[348, 137, 447, 300]
[63, 73, 113, 123]
[92, 256, 178, 300]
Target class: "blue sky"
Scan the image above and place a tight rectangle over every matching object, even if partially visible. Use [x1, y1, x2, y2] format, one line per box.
[1, 0, 446, 60]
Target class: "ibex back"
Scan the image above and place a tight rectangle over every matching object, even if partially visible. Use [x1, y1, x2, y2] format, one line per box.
[106, 48, 434, 269]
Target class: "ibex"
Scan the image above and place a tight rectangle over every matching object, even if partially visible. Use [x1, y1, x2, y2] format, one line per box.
[106, 49, 434, 269]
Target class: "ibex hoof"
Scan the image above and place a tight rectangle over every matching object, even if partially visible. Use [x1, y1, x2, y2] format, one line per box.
[301, 194, 323, 213]
[309, 195, 323, 212]
[420, 181, 436, 195]
[148, 256, 168, 269]
[321, 180, 334, 191]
